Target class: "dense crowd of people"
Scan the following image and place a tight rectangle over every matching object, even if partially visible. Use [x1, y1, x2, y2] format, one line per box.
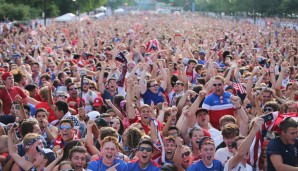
[0, 13, 297, 171]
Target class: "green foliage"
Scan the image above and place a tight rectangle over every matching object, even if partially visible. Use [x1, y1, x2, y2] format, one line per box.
[188, 0, 298, 17]
[0, 3, 31, 20]
[1, 0, 297, 20]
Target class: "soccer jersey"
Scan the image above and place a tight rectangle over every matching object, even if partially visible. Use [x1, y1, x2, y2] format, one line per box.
[127, 160, 160, 171]
[187, 159, 224, 171]
[87, 158, 128, 171]
[202, 92, 234, 129]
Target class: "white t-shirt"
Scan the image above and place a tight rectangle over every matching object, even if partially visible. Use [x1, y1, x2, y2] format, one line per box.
[214, 147, 234, 165]
[188, 123, 221, 139]
[82, 90, 98, 113]
[224, 157, 253, 171]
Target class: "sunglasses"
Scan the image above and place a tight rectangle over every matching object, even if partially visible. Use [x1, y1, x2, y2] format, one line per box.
[139, 147, 152, 152]
[213, 83, 223, 87]
[150, 84, 158, 87]
[175, 83, 183, 86]
[83, 82, 89, 85]
[89, 86, 95, 89]
[217, 70, 224, 73]
[59, 170, 74, 171]
[69, 88, 78, 91]
[60, 125, 71, 130]
[58, 95, 67, 98]
[182, 151, 191, 157]
[263, 108, 273, 112]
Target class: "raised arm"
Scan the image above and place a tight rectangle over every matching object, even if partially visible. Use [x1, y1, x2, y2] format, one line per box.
[8, 128, 33, 171]
[139, 63, 148, 95]
[227, 117, 263, 170]
[188, 91, 206, 128]
[246, 67, 260, 102]
[97, 62, 107, 94]
[106, 99, 124, 120]
[173, 137, 184, 171]
[86, 121, 100, 155]
[224, 67, 235, 86]
[126, 78, 136, 120]
[230, 95, 249, 136]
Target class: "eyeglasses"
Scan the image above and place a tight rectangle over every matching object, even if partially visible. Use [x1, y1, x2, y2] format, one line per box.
[59, 170, 74, 171]
[175, 83, 183, 86]
[138, 147, 152, 152]
[83, 82, 89, 85]
[69, 88, 78, 91]
[58, 95, 67, 98]
[263, 108, 273, 112]
[60, 125, 71, 130]
[182, 151, 191, 157]
[213, 83, 223, 87]
[150, 84, 158, 87]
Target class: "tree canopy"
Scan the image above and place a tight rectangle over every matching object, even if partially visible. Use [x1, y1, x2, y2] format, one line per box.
[0, 0, 297, 21]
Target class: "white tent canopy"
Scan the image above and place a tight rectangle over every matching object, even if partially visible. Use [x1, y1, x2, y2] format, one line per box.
[114, 8, 125, 13]
[96, 6, 107, 11]
[55, 13, 77, 22]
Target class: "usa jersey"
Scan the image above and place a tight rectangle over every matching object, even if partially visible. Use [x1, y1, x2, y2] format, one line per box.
[202, 92, 234, 129]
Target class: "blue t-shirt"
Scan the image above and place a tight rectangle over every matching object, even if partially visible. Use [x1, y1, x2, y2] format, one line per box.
[128, 160, 160, 171]
[187, 159, 223, 171]
[87, 158, 128, 171]
[267, 138, 298, 171]
[142, 87, 165, 105]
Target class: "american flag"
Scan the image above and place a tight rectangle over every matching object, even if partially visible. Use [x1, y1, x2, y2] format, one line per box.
[146, 39, 159, 52]
[249, 112, 297, 170]
[232, 82, 247, 94]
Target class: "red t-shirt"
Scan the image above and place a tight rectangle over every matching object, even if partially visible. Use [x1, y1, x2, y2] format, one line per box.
[35, 102, 57, 122]
[129, 116, 151, 135]
[0, 86, 27, 114]
[67, 97, 85, 114]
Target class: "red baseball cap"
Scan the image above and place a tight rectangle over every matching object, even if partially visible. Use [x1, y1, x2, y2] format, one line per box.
[1, 72, 12, 80]
[93, 97, 103, 107]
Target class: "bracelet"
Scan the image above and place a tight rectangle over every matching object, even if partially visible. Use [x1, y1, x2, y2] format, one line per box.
[235, 106, 242, 109]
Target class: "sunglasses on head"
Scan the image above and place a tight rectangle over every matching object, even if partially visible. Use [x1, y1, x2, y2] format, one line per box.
[60, 125, 71, 130]
[58, 95, 67, 98]
[213, 83, 222, 87]
[198, 136, 214, 146]
[182, 151, 191, 157]
[138, 147, 152, 152]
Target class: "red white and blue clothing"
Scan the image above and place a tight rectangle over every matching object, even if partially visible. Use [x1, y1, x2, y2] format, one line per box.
[202, 91, 234, 129]
[87, 158, 128, 171]
[127, 159, 160, 171]
[142, 87, 165, 105]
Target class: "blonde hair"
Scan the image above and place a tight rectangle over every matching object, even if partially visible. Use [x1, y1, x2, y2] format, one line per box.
[0, 135, 8, 148]
[39, 87, 49, 100]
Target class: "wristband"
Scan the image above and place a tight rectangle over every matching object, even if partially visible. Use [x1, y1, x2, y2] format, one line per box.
[235, 106, 241, 109]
